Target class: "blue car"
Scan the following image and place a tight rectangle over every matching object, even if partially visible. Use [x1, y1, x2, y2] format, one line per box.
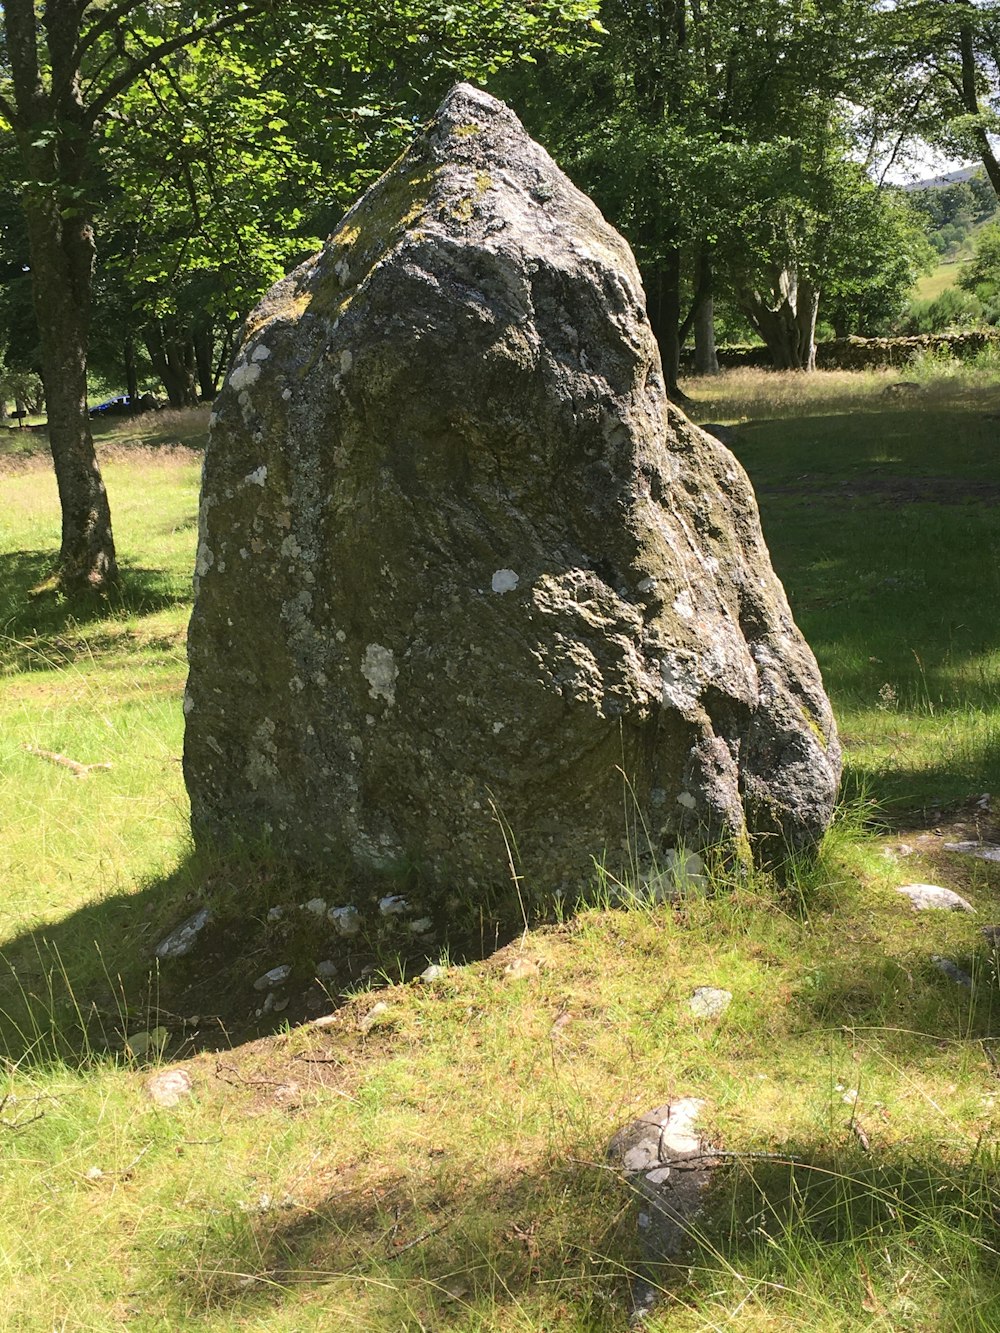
[88, 394, 135, 417]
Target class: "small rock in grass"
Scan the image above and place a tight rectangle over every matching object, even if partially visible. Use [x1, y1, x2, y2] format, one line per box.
[503, 956, 540, 980]
[146, 1068, 193, 1108]
[689, 987, 732, 1019]
[407, 917, 433, 934]
[931, 955, 973, 988]
[128, 1026, 170, 1059]
[379, 895, 409, 916]
[358, 1001, 389, 1033]
[328, 904, 361, 936]
[266, 906, 284, 923]
[302, 897, 327, 916]
[943, 841, 1000, 864]
[418, 964, 445, 983]
[608, 1098, 715, 1323]
[315, 959, 337, 980]
[896, 883, 975, 913]
[84, 1165, 104, 1181]
[253, 964, 292, 991]
[154, 908, 211, 960]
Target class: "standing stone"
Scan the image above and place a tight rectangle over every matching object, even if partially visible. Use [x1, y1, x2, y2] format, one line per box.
[183, 84, 840, 910]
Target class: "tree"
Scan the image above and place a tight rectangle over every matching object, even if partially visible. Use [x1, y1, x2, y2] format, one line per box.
[873, 1, 1000, 202]
[0, 0, 598, 592]
[0, 0, 279, 589]
[502, 0, 887, 387]
[958, 218, 1000, 314]
[733, 143, 935, 361]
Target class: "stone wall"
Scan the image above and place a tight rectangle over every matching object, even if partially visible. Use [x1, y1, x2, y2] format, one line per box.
[683, 330, 1000, 374]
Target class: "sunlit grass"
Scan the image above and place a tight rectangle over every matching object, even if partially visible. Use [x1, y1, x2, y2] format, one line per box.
[0, 395, 998, 1329]
[685, 354, 1000, 423]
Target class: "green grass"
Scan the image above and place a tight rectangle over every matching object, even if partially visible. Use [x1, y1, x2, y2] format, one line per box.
[0, 390, 998, 1330]
[688, 363, 1000, 811]
[912, 258, 967, 302]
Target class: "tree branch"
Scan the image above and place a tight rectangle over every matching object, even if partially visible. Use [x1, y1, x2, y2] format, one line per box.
[76, 0, 151, 65]
[83, 2, 269, 129]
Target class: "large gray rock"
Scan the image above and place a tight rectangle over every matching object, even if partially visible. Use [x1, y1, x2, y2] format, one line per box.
[183, 84, 840, 907]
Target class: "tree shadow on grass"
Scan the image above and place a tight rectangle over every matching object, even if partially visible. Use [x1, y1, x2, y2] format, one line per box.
[0, 549, 190, 673]
[169, 1151, 631, 1328]
[0, 848, 524, 1070]
[640, 1145, 1000, 1328]
[134, 1123, 1000, 1327]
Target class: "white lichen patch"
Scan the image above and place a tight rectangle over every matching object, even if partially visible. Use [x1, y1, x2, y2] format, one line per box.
[245, 717, 278, 790]
[244, 465, 268, 487]
[340, 349, 353, 374]
[195, 542, 214, 578]
[229, 361, 262, 392]
[282, 387, 292, 401]
[672, 590, 694, 619]
[659, 654, 700, 713]
[362, 643, 399, 704]
[251, 344, 271, 362]
[676, 791, 697, 810]
[492, 568, 519, 594]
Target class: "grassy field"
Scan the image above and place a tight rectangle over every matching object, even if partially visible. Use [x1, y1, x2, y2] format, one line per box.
[1, 377, 999, 1331]
[912, 259, 967, 302]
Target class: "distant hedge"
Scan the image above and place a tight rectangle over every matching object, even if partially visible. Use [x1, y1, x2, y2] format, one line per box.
[685, 331, 1000, 372]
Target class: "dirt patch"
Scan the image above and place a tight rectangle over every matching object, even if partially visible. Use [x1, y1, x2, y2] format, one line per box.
[880, 795, 1000, 902]
[760, 475, 1000, 506]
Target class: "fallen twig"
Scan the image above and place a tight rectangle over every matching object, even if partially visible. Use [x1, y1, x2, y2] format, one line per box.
[24, 745, 112, 778]
[385, 1219, 450, 1259]
[851, 1119, 871, 1152]
[982, 1040, 1000, 1077]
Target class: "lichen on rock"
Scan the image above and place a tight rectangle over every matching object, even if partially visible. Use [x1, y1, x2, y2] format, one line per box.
[183, 82, 841, 911]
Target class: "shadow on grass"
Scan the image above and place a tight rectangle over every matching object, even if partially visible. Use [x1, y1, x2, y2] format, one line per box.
[638, 1145, 1000, 1328]
[164, 1152, 631, 1327]
[0, 549, 190, 673]
[0, 848, 524, 1070]
[134, 1124, 1000, 1327]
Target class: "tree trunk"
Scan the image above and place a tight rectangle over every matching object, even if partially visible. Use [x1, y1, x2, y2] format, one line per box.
[693, 294, 719, 375]
[645, 251, 686, 400]
[21, 187, 118, 590]
[145, 324, 199, 407]
[124, 335, 139, 405]
[193, 322, 216, 401]
[740, 268, 819, 372]
[7, 0, 118, 591]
